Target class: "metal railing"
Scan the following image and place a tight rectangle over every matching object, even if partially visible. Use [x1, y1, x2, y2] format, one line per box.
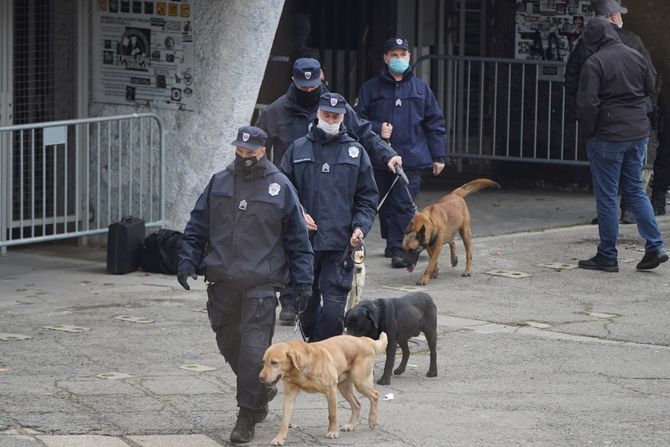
[414, 55, 588, 166]
[0, 113, 165, 252]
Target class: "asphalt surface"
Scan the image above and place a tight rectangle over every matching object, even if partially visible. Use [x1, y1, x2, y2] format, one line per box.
[1, 187, 669, 447]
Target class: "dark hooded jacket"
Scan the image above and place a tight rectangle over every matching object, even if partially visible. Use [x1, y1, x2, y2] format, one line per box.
[356, 66, 447, 170]
[279, 124, 378, 252]
[178, 156, 314, 289]
[565, 23, 659, 105]
[576, 17, 655, 141]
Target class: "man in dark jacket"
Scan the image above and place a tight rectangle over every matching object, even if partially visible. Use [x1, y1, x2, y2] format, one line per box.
[576, 17, 667, 273]
[256, 57, 400, 324]
[280, 93, 378, 342]
[177, 126, 314, 443]
[565, 0, 668, 220]
[356, 37, 447, 268]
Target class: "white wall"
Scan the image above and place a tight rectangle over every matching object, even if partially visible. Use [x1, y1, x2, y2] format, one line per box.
[89, 0, 285, 230]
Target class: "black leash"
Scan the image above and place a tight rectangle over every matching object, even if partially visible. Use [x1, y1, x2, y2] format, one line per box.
[377, 164, 418, 213]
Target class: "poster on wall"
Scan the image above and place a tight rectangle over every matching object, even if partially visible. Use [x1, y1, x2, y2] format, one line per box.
[515, 0, 593, 62]
[92, 0, 195, 111]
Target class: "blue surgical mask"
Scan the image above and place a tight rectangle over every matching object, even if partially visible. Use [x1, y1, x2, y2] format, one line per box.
[388, 57, 410, 74]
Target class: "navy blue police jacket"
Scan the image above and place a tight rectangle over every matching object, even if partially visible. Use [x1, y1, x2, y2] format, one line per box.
[177, 156, 314, 290]
[356, 66, 446, 170]
[279, 125, 379, 252]
[256, 83, 397, 169]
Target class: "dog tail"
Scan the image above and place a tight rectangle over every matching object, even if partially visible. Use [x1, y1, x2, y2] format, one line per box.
[453, 178, 500, 198]
[373, 332, 388, 355]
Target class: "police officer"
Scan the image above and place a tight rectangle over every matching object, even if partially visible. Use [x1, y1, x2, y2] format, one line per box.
[356, 37, 447, 268]
[280, 93, 378, 342]
[177, 126, 314, 444]
[256, 57, 400, 325]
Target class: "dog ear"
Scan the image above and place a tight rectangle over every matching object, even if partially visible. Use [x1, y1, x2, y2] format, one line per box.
[416, 225, 426, 244]
[367, 308, 379, 333]
[287, 348, 305, 371]
[403, 221, 414, 235]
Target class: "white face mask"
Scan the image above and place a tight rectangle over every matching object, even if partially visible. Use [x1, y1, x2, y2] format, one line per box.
[317, 119, 341, 137]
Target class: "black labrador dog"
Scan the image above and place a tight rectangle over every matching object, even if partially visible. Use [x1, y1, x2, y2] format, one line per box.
[344, 292, 438, 385]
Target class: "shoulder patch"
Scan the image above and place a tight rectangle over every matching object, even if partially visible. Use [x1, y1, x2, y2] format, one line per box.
[348, 146, 360, 158]
[268, 183, 281, 196]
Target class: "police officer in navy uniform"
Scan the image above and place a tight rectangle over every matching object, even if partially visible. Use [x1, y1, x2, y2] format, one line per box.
[356, 37, 447, 268]
[177, 126, 314, 444]
[280, 93, 378, 342]
[256, 57, 401, 325]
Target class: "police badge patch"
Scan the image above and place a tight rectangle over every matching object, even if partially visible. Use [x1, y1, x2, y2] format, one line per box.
[322, 162, 330, 173]
[238, 199, 248, 211]
[268, 183, 281, 196]
[348, 146, 359, 158]
[396, 38, 403, 45]
[330, 98, 338, 107]
[305, 71, 312, 80]
[242, 133, 250, 142]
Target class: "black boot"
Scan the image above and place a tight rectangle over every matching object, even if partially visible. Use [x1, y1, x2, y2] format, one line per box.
[230, 408, 256, 443]
[278, 301, 296, 326]
[651, 189, 667, 216]
[578, 253, 619, 272]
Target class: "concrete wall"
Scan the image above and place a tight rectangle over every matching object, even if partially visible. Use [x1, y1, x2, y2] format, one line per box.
[89, 0, 285, 230]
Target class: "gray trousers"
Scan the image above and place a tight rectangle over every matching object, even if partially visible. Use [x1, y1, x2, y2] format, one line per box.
[207, 283, 277, 411]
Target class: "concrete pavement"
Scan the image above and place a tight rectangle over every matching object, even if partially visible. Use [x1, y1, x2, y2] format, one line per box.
[1, 188, 669, 447]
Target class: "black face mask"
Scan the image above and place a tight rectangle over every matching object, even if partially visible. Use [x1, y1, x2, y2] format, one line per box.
[235, 153, 261, 178]
[295, 87, 320, 107]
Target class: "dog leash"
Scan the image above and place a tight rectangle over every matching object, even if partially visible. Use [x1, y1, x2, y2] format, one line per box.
[377, 164, 418, 213]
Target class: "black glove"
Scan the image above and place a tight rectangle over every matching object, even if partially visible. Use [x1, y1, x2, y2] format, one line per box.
[177, 266, 197, 291]
[295, 287, 312, 311]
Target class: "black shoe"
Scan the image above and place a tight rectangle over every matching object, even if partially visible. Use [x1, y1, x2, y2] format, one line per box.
[578, 254, 619, 272]
[384, 247, 392, 258]
[636, 250, 669, 270]
[230, 408, 255, 443]
[651, 189, 667, 216]
[591, 216, 599, 225]
[391, 254, 407, 268]
[254, 386, 278, 423]
[278, 303, 296, 326]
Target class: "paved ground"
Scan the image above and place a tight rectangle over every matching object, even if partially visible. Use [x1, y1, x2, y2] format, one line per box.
[1, 187, 669, 447]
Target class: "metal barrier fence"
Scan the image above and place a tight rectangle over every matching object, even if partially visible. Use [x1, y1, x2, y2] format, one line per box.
[0, 113, 165, 252]
[414, 55, 588, 166]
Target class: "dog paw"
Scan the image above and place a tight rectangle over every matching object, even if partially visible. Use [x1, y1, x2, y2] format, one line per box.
[376, 376, 391, 385]
[426, 370, 438, 378]
[393, 367, 405, 376]
[430, 271, 439, 279]
[451, 257, 458, 267]
[326, 430, 339, 439]
[415, 280, 428, 286]
[289, 423, 300, 429]
[369, 418, 378, 429]
[340, 423, 356, 432]
[462, 271, 472, 277]
[271, 436, 286, 446]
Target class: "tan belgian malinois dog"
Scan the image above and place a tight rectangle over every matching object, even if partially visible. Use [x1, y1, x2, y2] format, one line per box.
[402, 178, 500, 285]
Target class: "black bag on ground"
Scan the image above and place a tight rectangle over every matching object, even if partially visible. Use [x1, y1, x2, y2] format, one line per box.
[107, 216, 146, 274]
[140, 229, 184, 274]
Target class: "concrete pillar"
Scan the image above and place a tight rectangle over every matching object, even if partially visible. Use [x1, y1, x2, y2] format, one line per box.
[90, 0, 285, 230]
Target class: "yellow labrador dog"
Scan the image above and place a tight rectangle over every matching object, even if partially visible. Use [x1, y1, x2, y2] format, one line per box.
[402, 178, 500, 285]
[259, 333, 387, 446]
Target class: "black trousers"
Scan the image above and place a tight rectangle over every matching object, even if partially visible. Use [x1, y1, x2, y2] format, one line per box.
[207, 283, 277, 411]
[299, 251, 353, 342]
